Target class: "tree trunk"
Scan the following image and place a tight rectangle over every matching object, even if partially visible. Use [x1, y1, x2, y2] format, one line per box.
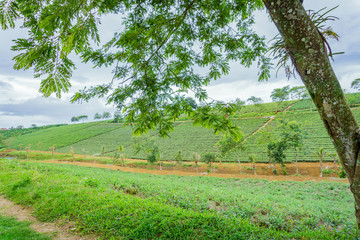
[295, 148, 299, 175]
[274, 162, 277, 174]
[263, 0, 360, 228]
[320, 155, 323, 178]
[237, 156, 241, 174]
[253, 162, 256, 175]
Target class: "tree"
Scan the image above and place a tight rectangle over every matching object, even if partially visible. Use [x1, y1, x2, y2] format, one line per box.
[184, 97, 197, 109]
[246, 96, 264, 116]
[217, 133, 246, 174]
[248, 154, 257, 175]
[314, 148, 326, 178]
[118, 145, 125, 167]
[71, 116, 79, 122]
[94, 113, 102, 120]
[289, 86, 308, 100]
[270, 85, 290, 113]
[102, 112, 112, 119]
[247, 96, 263, 106]
[78, 115, 88, 122]
[202, 153, 216, 169]
[267, 140, 287, 175]
[3, 0, 360, 227]
[113, 110, 123, 123]
[328, 152, 338, 166]
[132, 135, 159, 164]
[233, 98, 245, 118]
[351, 79, 360, 91]
[279, 120, 306, 174]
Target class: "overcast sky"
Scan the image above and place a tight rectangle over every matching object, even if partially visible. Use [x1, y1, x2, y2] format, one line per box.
[0, 1, 359, 128]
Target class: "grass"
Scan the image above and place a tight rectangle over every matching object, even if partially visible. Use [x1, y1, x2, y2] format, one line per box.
[0, 215, 51, 240]
[0, 159, 357, 239]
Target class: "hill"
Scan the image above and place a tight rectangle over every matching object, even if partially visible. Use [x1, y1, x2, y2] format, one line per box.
[2, 92, 360, 163]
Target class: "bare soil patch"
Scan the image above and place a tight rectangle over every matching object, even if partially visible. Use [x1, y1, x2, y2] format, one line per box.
[41, 159, 348, 183]
[0, 196, 97, 240]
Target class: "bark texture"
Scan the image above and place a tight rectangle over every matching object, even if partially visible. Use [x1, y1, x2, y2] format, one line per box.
[263, 0, 360, 227]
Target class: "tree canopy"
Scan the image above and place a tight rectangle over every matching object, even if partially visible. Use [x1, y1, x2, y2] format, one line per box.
[0, 0, 270, 137]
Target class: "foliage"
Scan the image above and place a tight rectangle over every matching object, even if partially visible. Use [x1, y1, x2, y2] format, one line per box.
[267, 140, 287, 166]
[289, 86, 309, 100]
[0, 0, 273, 137]
[270, 85, 290, 103]
[102, 112, 111, 119]
[247, 96, 263, 105]
[202, 153, 216, 167]
[351, 79, 360, 91]
[94, 112, 102, 120]
[132, 134, 159, 163]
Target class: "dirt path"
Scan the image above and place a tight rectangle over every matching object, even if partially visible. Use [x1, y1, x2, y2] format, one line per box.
[0, 196, 96, 240]
[40, 159, 349, 183]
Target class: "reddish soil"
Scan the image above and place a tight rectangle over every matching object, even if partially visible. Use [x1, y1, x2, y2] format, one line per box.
[41, 159, 348, 183]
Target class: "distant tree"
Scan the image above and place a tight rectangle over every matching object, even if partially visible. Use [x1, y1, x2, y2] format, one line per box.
[248, 154, 257, 175]
[351, 79, 360, 91]
[233, 98, 245, 118]
[314, 148, 326, 178]
[328, 152, 338, 166]
[203, 153, 216, 169]
[31, 124, 37, 128]
[132, 135, 159, 164]
[257, 125, 274, 167]
[247, 96, 264, 116]
[279, 120, 306, 174]
[184, 97, 197, 109]
[270, 85, 290, 113]
[247, 96, 263, 105]
[101, 145, 105, 156]
[289, 86, 307, 100]
[71, 116, 79, 122]
[94, 113, 102, 120]
[174, 151, 183, 166]
[102, 112, 111, 119]
[118, 145, 125, 167]
[268, 139, 287, 175]
[16, 125, 23, 129]
[193, 152, 201, 168]
[78, 115, 88, 122]
[217, 133, 246, 174]
[113, 110, 123, 123]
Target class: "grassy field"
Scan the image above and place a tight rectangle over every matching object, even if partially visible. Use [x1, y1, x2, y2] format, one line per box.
[0, 159, 357, 239]
[0, 215, 50, 240]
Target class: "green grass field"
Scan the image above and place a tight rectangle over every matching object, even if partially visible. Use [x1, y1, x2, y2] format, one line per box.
[0, 159, 357, 239]
[0, 215, 50, 240]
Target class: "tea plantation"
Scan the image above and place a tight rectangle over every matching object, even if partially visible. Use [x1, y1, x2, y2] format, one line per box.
[2, 93, 360, 163]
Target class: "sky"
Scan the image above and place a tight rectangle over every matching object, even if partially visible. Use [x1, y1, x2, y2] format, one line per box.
[0, 0, 359, 128]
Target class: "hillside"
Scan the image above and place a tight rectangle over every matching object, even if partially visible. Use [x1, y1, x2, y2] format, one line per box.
[2, 92, 360, 163]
